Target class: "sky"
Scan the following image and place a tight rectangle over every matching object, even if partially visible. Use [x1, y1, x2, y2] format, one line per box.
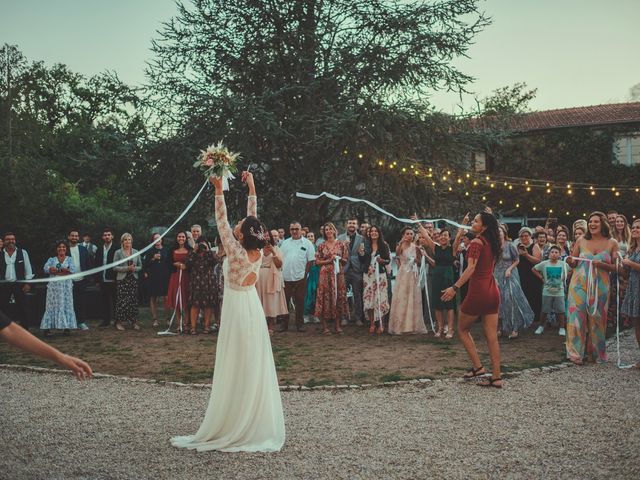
[1, 0, 639, 113]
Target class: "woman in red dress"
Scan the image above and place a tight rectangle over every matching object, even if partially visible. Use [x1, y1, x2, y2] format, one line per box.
[166, 231, 192, 332]
[441, 211, 502, 388]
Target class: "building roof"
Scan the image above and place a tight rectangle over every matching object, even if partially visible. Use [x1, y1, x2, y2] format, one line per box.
[472, 102, 640, 133]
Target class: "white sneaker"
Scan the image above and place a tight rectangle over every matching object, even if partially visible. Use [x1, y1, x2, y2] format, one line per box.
[341, 319, 348, 326]
[534, 326, 544, 335]
[355, 320, 364, 327]
[558, 327, 566, 336]
[78, 323, 89, 330]
[313, 317, 320, 324]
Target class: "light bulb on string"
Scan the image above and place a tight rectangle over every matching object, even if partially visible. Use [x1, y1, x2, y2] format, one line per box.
[567, 189, 573, 195]
[508, 185, 513, 190]
[615, 191, 620, 197]
[358, 153, 364, 159]
[402, 167, 407, 172]
[526, 186, 531, 192]
[590, 190, 596, 196]
[378, 160, 384, 166]
[546, 188, 551, 194]
[516, 203, 520, 208]
[490, 183, 495, 188]
[549, 208, 554, 214]
[473, 180, 478, 186]
[532, 206, 537, 211]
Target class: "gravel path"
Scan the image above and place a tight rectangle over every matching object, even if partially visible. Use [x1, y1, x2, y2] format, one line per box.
[1, 332, 639, 480]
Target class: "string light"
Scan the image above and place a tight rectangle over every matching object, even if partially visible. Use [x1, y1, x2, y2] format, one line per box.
[402, 167, 407, 172]
[526, 186, 531, 192]
[378, 160, 384, 166]
[358, 153, 364, 159]
[567, 189, 573, 195]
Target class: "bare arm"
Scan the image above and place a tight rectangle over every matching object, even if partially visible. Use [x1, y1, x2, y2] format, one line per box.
[0, 323, 92, 380]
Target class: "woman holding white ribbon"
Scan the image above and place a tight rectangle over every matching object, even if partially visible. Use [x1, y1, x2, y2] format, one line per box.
[359, 225, 391, 334]
[566, 211, 618, 365]
[314, 222, 349, 335]
[389, 227, 427, 335]
[620, 218, 640, 368]
[255, 231, 288, 335]
[165, 231, 191, 332]
[418, 221, 466, 339]
[171, 171, 285, 453]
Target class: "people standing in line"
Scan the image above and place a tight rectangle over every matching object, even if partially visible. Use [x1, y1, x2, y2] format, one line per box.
[516, 227, 542, 327]
[143, 233, 170, 327]
[0, 232, 34, 329]
[389, 227, 426, 335]
[315, 222, 349, 334]
[280, 221, 315, 332]
[609, 214, 631, 328]
[186, 237, 217, 334]
[113, 233, 142, 331]
[95, 228, 117, 328]
[441, 211, 503, 388]
[277, 228, 286, 247]
[166, 231, 191, 332]
[40, 240, 77, 336]
[337, 217, 365, 326]
[418, 222, 465, 339]
[566, 211, 618, 365]
[67, 229, 90, 330]
[533, 245, 570, 336]
[358, 225, 391, 334]
[494, 225, 534, 339]
[304, 231, 320, 323]
[256, 232, 288, 335]
[620, 218, 640, 368]
[81, 233, 97, 261]
[359, 221, 371, 240]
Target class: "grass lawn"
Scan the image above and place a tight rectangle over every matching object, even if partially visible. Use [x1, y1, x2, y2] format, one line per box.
[0, 307, 567, 385]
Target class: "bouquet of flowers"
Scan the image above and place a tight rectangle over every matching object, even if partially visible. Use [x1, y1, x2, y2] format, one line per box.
[193, 141, 241, 191]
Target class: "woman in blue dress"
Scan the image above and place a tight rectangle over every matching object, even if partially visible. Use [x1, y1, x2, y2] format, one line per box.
[494, 225, 534, 338]
[41, 240, 77, 336]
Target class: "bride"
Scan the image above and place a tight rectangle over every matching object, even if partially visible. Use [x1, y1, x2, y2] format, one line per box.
[171, 171, 285, 452]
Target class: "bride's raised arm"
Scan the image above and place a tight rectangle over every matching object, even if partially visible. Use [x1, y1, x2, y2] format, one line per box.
[245, 171, 257, 217]
[211, 176, 243, 258]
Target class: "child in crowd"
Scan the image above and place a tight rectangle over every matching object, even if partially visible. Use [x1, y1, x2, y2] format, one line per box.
[532, 245, 570, 336]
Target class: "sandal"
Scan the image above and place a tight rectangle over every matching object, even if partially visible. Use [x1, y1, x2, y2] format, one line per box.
[335, 329, 344, 335]
[369, 325, 376, 334]
[152, 319, 159, 327]
[434, 331, 443, 338]
[321, 329, 332, 335]
[190, 330, 198, 335]
[477, 377, 503, 389]
[508, 331, 518, 339]
[463, 365, 486, 379]
[445, 332, 454, 339]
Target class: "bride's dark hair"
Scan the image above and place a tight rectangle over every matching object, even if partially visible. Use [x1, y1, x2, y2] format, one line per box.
[241, 216, 268, 250]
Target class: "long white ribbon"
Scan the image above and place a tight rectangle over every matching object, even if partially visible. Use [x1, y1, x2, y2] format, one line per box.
[418, 256, 436, 333]
[296, 192, 467, 229]
[614, 258, 634, 369]
[4, 180, 209, 284]
[333, 255, 341, 309]
[371, 254, 383, 326]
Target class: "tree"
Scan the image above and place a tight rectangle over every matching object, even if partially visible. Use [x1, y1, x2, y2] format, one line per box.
[146, 0, 491, 227]
[481, 82, 538, 116]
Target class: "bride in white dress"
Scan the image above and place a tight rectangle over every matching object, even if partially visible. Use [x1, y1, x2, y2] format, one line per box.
[171, 172, 285, 452]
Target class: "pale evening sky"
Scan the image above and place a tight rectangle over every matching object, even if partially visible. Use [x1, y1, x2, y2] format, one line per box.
[1, 0, 639, 113]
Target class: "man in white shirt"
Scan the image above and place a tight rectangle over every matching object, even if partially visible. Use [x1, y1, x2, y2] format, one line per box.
[280, 222, 315, 332]
[82, 233, 97, 261]
[0, 232, 34, 329]
[68, 230, 90, 330]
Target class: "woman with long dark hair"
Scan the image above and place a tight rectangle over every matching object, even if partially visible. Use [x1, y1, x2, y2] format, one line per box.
[441, 211, 502, 388]
[165, 231, 192, 332]
[143, 232, 170, 327]
[171, 171, 284, 452]
[359, 225, 391, 334]
[566, 211, 618, 365]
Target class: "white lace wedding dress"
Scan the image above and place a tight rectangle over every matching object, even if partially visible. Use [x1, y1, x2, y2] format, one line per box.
[170, 193, 285, 452]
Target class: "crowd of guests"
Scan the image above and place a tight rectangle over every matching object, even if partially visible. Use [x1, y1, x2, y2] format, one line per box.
[1, 208, 639, 367]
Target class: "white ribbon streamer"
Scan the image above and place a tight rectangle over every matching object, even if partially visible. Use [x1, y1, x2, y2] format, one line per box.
[158, 268, 184, 336]
[333, 255, 341, 308]
[4, 180, 209, 284]
[614, 258, 634, 369]
[419, 256, 436, 333]
[371, 254, 384, 327]
[296, 192, 467, 229]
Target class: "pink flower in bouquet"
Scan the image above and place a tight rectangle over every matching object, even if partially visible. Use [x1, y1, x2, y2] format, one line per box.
[204, 157, 214, 167]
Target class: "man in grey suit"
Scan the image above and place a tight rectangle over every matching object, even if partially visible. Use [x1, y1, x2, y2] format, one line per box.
[337, 217, 364, 326]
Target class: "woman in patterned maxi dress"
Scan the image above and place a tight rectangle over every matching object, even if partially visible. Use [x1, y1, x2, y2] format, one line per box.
[41, 241, 77, 335]
[314, 222, 349, 334]
[566, 212, 618, 365]
[620, 218, 640, 368]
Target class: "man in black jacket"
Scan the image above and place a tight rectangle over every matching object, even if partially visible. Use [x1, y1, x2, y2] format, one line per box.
[68, 229, 91, 329]
[94, 228, 117, 328]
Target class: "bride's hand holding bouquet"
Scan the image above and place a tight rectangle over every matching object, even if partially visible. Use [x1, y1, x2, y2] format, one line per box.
[196, 141, 240, 191]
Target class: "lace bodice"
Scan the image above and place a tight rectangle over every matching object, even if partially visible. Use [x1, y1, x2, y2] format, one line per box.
[215, 194, 262, 288]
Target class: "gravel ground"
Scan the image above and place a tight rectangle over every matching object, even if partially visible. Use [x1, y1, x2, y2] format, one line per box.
[1, 332, 639, 480]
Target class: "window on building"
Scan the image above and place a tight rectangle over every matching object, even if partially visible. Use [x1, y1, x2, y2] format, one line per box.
[614, 135, 640, 166]
[472, 151, 493, 172]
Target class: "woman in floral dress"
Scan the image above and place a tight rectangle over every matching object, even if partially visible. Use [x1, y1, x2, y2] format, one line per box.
[41, 240, 77, 336]
[314, 222, 349, 334]
[186, 237, 218, 334]
[621, 218, 640, 368]
[358, 225, 391, 334]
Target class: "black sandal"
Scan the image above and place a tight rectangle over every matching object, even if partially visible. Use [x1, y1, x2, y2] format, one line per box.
[463, 365, 485, 379]
[477, 377, 503, 389]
